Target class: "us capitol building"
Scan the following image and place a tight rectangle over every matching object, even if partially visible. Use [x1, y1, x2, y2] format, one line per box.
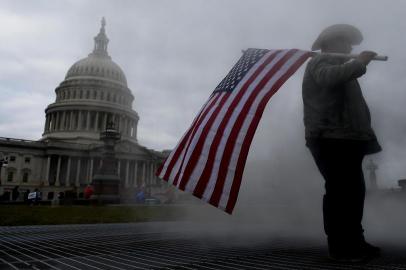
[0, 18, 169, 201]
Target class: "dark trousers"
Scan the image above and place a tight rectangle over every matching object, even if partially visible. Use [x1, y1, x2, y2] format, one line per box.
[306, 138, 366, 250]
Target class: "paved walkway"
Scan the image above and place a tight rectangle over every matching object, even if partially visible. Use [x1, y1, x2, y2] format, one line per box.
[0, 222, 405, 270]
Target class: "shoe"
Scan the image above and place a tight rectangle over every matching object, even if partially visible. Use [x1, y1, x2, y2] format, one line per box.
[328, 248, 369, 263]
[361, 241, 381, 257]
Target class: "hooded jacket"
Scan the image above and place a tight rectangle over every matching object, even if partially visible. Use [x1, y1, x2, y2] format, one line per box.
[302, 54, 381, 154]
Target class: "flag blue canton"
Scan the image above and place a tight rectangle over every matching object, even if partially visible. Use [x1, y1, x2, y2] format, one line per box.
[213, 48, 270, 93]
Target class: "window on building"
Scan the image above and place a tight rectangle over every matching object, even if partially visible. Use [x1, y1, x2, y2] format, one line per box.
[101, 91, 104, 100]
[7, 171, 14, 182]
[9, 156, 16, 162]
[86, 91, 90, 99]
[93, 90, 97, 99]
[24, 157, 31, 164]
[22, 172, 29, 183]
[107, 93, 111, 101]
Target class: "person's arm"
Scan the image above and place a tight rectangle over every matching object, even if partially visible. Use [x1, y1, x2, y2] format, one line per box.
[311, 51, 377, 87]
[311, 58, 366, 87]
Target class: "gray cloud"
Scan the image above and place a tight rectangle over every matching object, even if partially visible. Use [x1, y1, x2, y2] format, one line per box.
[1, 0, 406, 189]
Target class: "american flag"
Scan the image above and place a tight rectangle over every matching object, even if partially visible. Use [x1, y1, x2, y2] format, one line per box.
[157, 49, 311, 214]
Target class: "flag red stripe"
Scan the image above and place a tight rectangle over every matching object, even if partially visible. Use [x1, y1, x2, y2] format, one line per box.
[208, 50, 299, 206]
[187, 51, 282, 196]
[225, 52, 311, 213]
[174, 92, 230, 187]
[156, 160, 166, 177]
[161, 94, 218, 180]
[171, 93, 223, 185]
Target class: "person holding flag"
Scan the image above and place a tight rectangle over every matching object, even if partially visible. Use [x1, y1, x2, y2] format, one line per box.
[157, 21, 386, 262]
[302, 24, 382, 262]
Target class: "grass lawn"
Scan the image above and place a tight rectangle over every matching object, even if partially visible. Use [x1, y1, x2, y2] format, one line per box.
[0, 205, 187, 226]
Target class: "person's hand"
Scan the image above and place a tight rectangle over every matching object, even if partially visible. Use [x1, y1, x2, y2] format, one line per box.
[357, 51, 378, 66]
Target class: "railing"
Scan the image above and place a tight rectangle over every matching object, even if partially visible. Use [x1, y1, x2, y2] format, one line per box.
[0, 137, 39, 143]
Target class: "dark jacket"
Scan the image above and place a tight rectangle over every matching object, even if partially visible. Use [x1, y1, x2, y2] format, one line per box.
[302, 54, 381, 154]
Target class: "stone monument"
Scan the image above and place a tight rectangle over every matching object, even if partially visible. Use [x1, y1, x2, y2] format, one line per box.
[91, 121, 121, 203]
[366, 159, 378, 190]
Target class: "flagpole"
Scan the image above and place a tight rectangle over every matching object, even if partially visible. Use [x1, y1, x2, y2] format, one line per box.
[241, 50, 388, 61]
[312, 52, 388, 61]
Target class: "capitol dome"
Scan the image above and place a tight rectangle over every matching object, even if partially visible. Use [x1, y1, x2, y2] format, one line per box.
[65, 55, 127, 86]
[42, 18, 139, 144]
[64, 17, 127, 86]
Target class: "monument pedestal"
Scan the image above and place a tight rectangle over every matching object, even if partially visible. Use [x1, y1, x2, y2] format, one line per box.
[91, 174, 121, 204]
[90, 121, 121, 204]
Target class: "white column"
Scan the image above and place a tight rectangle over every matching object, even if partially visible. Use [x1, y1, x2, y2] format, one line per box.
[142, 162, 146, 187]
[55, 156, 61, 187]
[50, 113, 54, 131]
[65, 157, 71, 187]
[0, 163, 6, 184]
[123, 117, 127, 136]
[75, 158, 81, 187]
[151, 163, 156, 185]
[125, 160, 130, 188]
[77, 111, 82, 130]
[103, 113, 107, 130]
[117, 160, 121, 176]
[44, 156, 51, 186]
[61, 111, 66, 131]
[69, 111, 74, 130]
[118, 115, 123, 133]
[66, 111, 70, 130]
[94, 112, 99, 131]
[86, 111, 91, 130]
[54, 113, 58, 131]
[133, 161, 138, 187]
[134, 120, 137, 139]
[149, 163, 154, 186]
[44, 115, 50, 133]
[15, 155, 23, 184]
[55, 112, 59, 130]
[88, 158, 94, 183]
[52, 112, 56, 131]
[127, 119, 131, 136]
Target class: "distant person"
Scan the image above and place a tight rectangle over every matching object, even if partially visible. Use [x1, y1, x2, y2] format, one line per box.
[84, 185, 94, 199]
[302, 24, 382, 262]
[28, 188, 42, 205]
[24, 189, 30, 202]
[135, 189, 145, 203]
[12, 185, 20, 201]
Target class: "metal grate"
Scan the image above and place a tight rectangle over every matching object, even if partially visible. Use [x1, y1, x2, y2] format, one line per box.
[0, 223, 405, 270]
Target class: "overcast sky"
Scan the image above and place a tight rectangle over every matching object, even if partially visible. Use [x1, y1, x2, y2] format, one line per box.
[1, 0, 406, 188]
